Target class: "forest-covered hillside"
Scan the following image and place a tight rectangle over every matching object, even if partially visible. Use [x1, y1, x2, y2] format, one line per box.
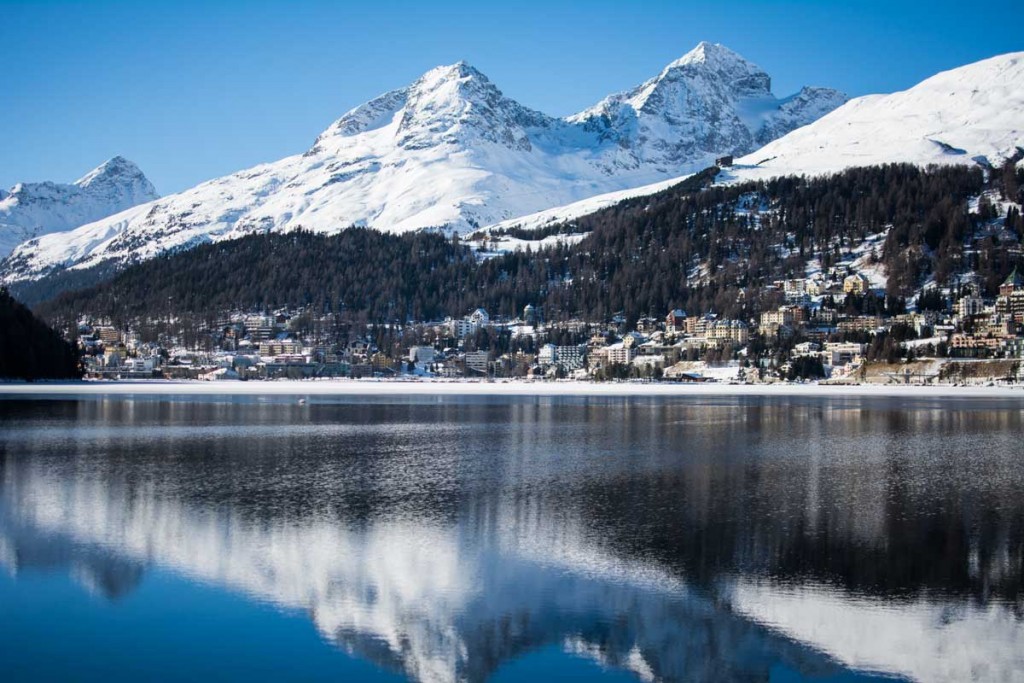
[0, 288, 80, 380]
[36, 163, 1024, 333]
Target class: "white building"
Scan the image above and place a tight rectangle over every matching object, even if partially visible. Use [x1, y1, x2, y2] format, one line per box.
[468, 308, 490, 327]
[783, 279, 808, 301]
[538, 344, 557, 366]
[464, 350, 490, 375]
[447, 309, 492, 339]
[124, 358, 157, 373]
[448, 318, 478, 339]
[605, 343, 637, 365]
[793, 341, 821, 356]
[408, 346, 436, 364]
[823, 342, 866, 366]
[957, 296, 985, 318]
[538, 344, 586, 371]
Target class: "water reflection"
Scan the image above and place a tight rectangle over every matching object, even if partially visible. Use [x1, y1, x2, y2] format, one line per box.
[1, 396, 1022, 682]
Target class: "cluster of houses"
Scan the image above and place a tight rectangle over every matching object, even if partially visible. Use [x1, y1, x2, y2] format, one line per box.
[948, 268, 1024, 358]
[74, 267, 1024, 383]
[78, 326, 161, 378]
[779, 269, 873, 301]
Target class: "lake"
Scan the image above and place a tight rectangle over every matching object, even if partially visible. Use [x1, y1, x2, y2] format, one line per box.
[1, 393, 1022, 682]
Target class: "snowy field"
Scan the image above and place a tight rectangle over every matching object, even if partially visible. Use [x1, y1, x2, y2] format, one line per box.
[2, 379, 1023, 399]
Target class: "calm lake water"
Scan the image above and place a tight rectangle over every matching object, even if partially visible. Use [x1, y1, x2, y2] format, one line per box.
[1, 393, 1022, 682]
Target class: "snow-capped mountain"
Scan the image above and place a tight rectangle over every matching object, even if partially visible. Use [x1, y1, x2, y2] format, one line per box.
[478, 51, 1024, 239]
[0, 157, 157, 258]
[570, 42, 847, 169]
[1, 43, 844, 285]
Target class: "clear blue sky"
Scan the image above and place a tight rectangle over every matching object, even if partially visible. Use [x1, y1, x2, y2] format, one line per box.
[2, 0, 1020, 194]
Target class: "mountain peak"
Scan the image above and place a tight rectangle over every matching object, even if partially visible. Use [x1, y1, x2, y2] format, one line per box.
[567, 42, 844, 171]
[423, 60, 483, 79]
[74, 156, 150, 190]
[411, 60, 495, 98]
[311, 61, 518, 150]
[0, 157, 159, 258]
[671, 42, 747, 68]
[396, 60, 551, 151]
[73, 156, 158, 204]
[657, 42, 770, 95]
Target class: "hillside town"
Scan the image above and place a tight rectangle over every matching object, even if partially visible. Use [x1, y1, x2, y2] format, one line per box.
[72, 266, 1024, 386]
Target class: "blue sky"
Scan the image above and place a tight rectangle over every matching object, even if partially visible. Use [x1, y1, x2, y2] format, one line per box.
[1, 0, 1021, 194]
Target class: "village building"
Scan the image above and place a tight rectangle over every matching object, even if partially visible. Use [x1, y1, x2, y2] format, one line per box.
[665, 309, 688, 333]
[759, 307, 794, 334]
[843, 273, 871, 295]
[958, 295, 986, 318]
[538, 344, 587, 371]
[463, 350, 490, 375]
[258, 340, 302, 357]
[998, 267, 1023, 297]
[408, 346, 436, 364]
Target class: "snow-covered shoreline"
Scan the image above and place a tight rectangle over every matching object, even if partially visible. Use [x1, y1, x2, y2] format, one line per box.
[2, 378, 1023, 399]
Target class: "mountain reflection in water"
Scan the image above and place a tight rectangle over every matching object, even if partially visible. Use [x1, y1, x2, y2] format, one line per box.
[1, 395, 1022, 682]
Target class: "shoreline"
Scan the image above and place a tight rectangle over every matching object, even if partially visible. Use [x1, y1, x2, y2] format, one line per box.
[2, 378, 1024, 399]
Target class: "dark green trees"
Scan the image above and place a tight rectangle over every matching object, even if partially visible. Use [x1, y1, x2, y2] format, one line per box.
[0, 288, 81, 380]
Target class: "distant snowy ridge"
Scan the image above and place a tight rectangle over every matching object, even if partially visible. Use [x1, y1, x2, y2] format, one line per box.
[733, 51, 1024, 178]
[477, 51, 1024, 240]
[1, 43, 845, 285]
[0, 157, 157, 258]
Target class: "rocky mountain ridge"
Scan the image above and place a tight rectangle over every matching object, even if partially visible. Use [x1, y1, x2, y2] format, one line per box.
[1, 43, 844, 285]
[0, 156, 157, 258]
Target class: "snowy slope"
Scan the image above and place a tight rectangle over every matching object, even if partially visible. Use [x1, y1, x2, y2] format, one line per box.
[477, 51, 1024, 239]
[1, 43, 843, 284]
[0, 157, 158, 258]
[734, 51, 1024, 179]
[479, 176, 687, 236]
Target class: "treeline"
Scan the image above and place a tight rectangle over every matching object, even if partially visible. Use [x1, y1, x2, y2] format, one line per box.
[0, 288, 80, 380]
[36, 164, 1022, 334]
[41, 229, 480, 329]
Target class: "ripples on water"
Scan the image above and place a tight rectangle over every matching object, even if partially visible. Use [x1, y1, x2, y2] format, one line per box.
[0, 395, 1022, 682]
